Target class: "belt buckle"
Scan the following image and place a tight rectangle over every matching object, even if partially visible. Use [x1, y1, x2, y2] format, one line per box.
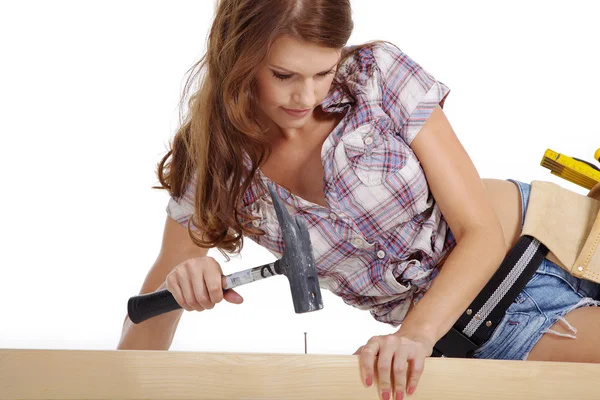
[432, 327, 479, 358]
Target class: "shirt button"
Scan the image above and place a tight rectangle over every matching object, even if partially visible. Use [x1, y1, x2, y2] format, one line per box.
[352, 237, 363, 248]
[377, 250, 386, 259]
[364, 136, 373, 145]
[252, 220, 260, 227]
[329, 212, 337, 221]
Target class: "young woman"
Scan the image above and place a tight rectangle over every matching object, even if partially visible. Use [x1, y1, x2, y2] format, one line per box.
[118, 1, 600, 399]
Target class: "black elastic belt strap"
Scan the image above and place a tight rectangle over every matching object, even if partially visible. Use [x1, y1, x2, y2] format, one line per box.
[433, 235, 549, 358]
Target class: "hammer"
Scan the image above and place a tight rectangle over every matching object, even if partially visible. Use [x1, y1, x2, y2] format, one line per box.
[127, 183, 323, 324]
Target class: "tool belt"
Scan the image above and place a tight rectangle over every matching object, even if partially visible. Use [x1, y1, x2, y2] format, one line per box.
[433, 180, 600, 358]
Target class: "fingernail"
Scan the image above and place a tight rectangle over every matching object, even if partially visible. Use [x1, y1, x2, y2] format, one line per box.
[396, 392, 404, 400]
[366, 376, 372, 387]
[381, 390, 390, 400]
[407, 386, 415, 395]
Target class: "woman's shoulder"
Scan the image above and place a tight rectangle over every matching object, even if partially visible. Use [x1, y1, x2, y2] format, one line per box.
[335, 40, 422, 102]
[339, 40, 407, 70]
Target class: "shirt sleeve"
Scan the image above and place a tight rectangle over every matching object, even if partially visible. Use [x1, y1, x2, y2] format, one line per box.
[165, 173, 197, 228]
[369, 296, 412, 327]
[371, 42, 451, 145]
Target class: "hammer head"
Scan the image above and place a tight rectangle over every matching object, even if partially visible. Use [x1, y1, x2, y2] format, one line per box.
[267, 183, 324, 314]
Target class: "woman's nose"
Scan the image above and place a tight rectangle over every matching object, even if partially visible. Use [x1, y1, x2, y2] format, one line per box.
[292, 81, 315, 107]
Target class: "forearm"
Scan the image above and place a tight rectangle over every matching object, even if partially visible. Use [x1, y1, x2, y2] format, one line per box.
[118, 314, 181, 350]
[117, 282, 184, 350]
[396, 227, 506, 345]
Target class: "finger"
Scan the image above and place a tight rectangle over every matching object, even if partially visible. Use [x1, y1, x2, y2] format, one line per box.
[223, 288, 244, 304]
[353, 345, 364, 356]
[205, 271, 224, 305]
[165, 276, 192, 311]
[392, 350, 409, 399]
[192, 273, 214, 310]
[376, 343, 397, 400]
[405, 355, 425, 396]
[182, 272, 207, 311]
[359, 338, 380, 389]
[174, 269, 198, 310]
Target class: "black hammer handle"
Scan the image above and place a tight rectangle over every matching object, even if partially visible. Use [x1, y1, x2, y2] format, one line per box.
[127, 260, 282, 324]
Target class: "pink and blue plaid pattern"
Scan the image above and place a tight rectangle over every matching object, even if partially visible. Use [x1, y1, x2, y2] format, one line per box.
[167, 42, 456, 326]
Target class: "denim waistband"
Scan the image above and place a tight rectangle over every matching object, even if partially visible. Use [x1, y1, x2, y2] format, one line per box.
[506, 179, 530, 229]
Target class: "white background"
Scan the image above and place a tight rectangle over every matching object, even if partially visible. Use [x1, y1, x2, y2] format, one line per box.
[1, 0, 598, 355]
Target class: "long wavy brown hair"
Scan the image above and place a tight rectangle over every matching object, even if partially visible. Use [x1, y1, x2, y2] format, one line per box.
[155, 0, 385, 259]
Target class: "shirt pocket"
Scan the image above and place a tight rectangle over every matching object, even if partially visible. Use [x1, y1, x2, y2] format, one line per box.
[335, 120, 429, 237]
[339, 120, 408, 187]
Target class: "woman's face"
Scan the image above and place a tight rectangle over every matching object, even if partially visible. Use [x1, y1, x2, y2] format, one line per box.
[255, 35, 342, 131]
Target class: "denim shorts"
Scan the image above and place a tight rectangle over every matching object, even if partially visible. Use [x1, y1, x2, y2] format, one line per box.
[471, 179, 600, 360]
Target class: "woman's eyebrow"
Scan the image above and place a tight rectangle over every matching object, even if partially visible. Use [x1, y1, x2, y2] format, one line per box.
[269, 62, 338, 75]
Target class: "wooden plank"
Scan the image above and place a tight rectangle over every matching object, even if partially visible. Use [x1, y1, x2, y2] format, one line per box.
[0, 349, 598, 399]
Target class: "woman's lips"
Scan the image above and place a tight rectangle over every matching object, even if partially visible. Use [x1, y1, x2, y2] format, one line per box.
[282, 107, 310, 117]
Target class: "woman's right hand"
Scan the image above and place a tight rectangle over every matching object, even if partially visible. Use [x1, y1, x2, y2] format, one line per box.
[164, 256, 244, 311]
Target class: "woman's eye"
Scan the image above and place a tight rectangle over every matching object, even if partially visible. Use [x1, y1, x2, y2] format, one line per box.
[271, 70, 335, 81]
[272, 72, 291, 80]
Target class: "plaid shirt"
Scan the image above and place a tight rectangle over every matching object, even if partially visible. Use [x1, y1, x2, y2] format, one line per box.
[167, 42, 456, 327]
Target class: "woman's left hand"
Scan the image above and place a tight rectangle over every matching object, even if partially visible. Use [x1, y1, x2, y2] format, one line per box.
[353, 332, 435, 399]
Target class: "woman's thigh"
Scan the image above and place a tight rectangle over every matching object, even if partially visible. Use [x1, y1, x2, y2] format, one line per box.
[527, 303, 600, 362]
